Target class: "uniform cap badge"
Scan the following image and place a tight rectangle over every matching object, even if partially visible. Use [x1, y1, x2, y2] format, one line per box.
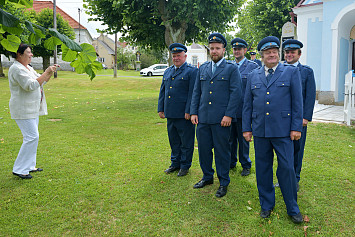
[213, 36, 216, 39]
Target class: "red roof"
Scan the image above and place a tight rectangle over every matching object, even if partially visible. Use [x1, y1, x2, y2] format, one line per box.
[28, 0, 86, 30]
[118, 42, 128, 48]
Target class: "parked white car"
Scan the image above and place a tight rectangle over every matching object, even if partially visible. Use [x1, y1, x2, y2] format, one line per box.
[140, 64, 168, 76]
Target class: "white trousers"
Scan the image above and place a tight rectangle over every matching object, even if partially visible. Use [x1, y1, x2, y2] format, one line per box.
[13, 117, 39, 175]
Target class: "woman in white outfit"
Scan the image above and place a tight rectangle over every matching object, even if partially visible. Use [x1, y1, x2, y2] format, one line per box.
[8, 44, 59, 179]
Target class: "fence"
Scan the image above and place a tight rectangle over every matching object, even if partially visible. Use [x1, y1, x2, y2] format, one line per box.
[344, 70, 355, 126]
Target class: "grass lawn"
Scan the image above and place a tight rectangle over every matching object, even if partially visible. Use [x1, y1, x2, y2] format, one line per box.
[0, 70, 354, 236]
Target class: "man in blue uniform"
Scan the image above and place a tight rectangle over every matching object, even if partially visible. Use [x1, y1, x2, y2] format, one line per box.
[250, 52, 262, 67]
[229, 38, 259, 176]
[242, 36, 304, 223]
[190, 33, 242, 198]
[158, 43, 198, 177]
[283, 39, 316, 191]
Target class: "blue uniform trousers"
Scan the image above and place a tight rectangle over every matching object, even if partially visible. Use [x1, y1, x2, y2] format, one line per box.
[230, 118, 251, 169]
[254, 136, 300, 216]
[196, 123, 231, 186]
[294, 126, 307, 182]
[167, 118, 195, 170]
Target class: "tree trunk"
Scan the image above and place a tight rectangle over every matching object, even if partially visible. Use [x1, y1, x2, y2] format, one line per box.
[0, 57, 6, 77]
[158, 0, 188, 65]
[42, 56, 50, 72]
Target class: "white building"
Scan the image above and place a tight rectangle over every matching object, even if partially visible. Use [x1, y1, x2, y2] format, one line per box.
[186, 43, 210, 67]
[293, 0, 355, 104]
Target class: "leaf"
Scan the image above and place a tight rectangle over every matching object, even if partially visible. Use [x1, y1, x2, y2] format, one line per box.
[0, 8, 20, 28]
[85, 64, 96, 81]
[34, 28, 45, 39]
[28, 33, 41, 45]
[18, 0, 33, 8]
[0, 25, 5, 34]
[79, 43, 97, 63]
[91, 61, 103, 71]
[70, 56, 85, 74]
[3, 25, 23, 35]
[0, 34, 21, 52]
[304, 215, 310, 222]
[61, 44, 78, 62]
[44, 36, 62, 50]
[24, 20, 35, 34]
[33, 24, 46, 36]
[6, 0, 33, 8]
[48, 28, 82, 52]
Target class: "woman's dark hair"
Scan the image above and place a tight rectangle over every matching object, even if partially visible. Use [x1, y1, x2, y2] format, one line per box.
[10, 44, 32, 59]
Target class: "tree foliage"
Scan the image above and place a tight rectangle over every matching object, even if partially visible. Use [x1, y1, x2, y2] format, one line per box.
[0, 0, 101, 80]
[117, 47, 135, 70]
[236, 0, 298, 50]
[84, 0, 245, 51]
[27, 8, 75, 71]
[139, 47, 168, 69]
[0, 2, 33, 76]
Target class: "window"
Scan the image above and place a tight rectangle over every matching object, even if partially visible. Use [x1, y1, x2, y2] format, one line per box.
[98, 57, 105, 63]
[192, 56, 198, 67]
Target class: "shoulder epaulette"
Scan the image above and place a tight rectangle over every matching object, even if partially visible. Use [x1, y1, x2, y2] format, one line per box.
[199, 61, 210, 68]
[301, 64, 312, 69]
[247, 60, 258, 66]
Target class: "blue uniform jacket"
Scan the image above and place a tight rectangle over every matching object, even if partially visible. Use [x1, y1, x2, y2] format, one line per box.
[158, 62, 198, 118]
[190, 59, 242, 124]
[297, 63, 316, 121]
[242, 63, 303, 137]
[236, 59, 259, 118]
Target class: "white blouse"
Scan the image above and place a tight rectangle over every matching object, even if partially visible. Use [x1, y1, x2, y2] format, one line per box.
[8, 60, 47, 119]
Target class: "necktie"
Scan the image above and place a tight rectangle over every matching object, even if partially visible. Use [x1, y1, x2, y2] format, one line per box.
[266, 68, 274, 84]
[212, 63, 217, 75]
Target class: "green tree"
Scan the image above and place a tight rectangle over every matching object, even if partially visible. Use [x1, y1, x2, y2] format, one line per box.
[117, 47, 135, 70]
[236, 0, 298, 48]
[28, 8, 75, 71]
[224, 33, 234, 61]
[84, 0, 244, 55]
[139, 47, 168, 69]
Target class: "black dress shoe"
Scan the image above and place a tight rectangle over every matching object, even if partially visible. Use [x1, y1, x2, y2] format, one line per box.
[193, 179, 213, 189]
[164, 166, 179, 174]
[215, 186, 228, 198]
[30, 168, 43, 173]
[290, 212, 303, 223]
[241, 168, 251, 176]
[13, 172, 32, 179]
[260, 209, 272, 218]
[177, 169, 188, 177]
